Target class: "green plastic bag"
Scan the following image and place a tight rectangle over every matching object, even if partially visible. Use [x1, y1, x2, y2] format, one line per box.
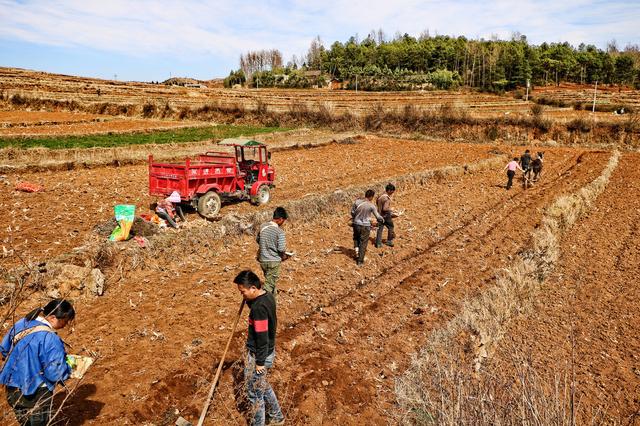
[109, 204, 136, 241]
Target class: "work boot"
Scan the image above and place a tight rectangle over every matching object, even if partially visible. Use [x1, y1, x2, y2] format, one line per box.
[385, 240, 394, 247]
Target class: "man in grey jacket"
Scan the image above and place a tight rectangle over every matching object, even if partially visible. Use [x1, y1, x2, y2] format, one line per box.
[351, 189, 384, 265]
[256, 207, 289, 300]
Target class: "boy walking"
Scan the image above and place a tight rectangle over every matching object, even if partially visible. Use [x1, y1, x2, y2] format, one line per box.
[503, 157, 524, 190]
[235, 270, 284, 426]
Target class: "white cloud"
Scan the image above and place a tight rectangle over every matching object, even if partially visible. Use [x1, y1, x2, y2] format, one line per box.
[0, 0, 638, 74]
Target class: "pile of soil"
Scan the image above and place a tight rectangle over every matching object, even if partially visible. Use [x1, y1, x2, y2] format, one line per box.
[93, 216, 160, 238]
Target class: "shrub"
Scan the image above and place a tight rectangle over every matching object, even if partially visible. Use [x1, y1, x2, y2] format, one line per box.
[429, 69, 460, 90]
[531, 104, 544, 117]
[142, 102, 156, 118]
[160, 103, 175, 118]
[533, 116, 552, 132]
[255, 100, 268, 115]
[363, 104, 386, 131]
[485, 125, 499, 141]
[566, 117, 591, 133]
[178, 107, 190, 120]
[401, 104, 420, 128]
[287, 101, 310, 122]
[10, 94, 28, 106]
[314, 103, 334, 125]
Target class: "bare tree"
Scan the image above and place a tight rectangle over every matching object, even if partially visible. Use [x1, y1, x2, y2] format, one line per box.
[239, 49, 284, 79]
[306, 36, 324, 70]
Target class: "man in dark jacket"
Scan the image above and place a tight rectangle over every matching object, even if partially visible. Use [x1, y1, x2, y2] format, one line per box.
[520, 149, 532, 183]
[375, 183, 396, 247]
[235, 270, 284, 426]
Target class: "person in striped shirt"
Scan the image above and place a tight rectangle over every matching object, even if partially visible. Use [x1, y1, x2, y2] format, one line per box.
[256, 207, 289, 299]
[235, 270, 284, 426]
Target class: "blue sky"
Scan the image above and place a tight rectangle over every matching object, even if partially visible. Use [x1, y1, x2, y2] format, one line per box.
[0, 0, 639, 81]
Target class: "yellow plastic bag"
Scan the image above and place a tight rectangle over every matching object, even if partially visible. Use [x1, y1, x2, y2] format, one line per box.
[109, 204, 136, 241]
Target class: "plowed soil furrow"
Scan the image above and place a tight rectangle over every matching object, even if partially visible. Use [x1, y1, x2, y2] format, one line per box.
[24, 147, 587, 425]
[113, 149, 605, 425]
[270, 151, 609, 424]
[281, 153, 581, 335]
[490, 153, 640, 424]
[0, 141, 611, 425]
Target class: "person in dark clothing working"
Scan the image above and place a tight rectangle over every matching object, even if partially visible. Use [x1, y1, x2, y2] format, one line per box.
[350, 189, 384, 265]
[234, 270, 284, 426]
[1, 299, 76, 426]
[375, 183, 396, 248]
[520, 149, 532, 183]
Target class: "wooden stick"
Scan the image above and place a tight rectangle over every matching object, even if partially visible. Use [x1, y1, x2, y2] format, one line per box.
[197, 299, 245, 426]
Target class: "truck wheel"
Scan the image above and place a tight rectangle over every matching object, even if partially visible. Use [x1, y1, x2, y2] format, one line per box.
[252, 185, 270, 205]
[197, 191, 221, 219]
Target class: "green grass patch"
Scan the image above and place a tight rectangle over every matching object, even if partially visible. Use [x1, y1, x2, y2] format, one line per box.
[0, 125, 288, 149]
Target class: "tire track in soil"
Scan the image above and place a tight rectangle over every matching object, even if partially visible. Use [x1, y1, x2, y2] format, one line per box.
[272, 150, 609, 424]
[490, 152, 640, 424]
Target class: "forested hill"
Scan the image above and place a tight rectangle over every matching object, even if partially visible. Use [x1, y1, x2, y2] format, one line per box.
[226, 34, 640, 91]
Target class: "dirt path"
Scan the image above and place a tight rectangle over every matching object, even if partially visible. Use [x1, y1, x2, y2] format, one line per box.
[16, 146, 608, 425]
[490, 152, 640, 424]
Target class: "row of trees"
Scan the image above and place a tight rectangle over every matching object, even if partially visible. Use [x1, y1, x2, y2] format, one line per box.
[225, 33, 640, 91]
[239, 49, 283, 79]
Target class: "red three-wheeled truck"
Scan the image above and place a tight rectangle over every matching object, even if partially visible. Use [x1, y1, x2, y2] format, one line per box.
[148, 138, 275, 218]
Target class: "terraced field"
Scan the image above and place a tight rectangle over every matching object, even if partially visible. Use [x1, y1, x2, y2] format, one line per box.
[1, 67, 636, 425]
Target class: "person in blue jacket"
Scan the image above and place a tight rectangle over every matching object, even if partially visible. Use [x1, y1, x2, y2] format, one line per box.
[1, 299, 75, 426]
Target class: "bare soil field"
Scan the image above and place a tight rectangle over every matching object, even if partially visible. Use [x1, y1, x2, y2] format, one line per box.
[0, 110, 102, 126]
[0, 67, 528, 117]
[1, 67, 637, 425]
[3, 67, 617, 123]
[0, 117, 205, 137]
[0, 135, 496, 265]
[0, 109, 208, 137]
[0, 133, 616, 424]
[3, 68, 638, 150]
[534, 82, 640, 109]
[490, 152, 640, 424]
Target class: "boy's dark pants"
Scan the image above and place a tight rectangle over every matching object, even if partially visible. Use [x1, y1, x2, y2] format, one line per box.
[506, 170, 515, 189]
